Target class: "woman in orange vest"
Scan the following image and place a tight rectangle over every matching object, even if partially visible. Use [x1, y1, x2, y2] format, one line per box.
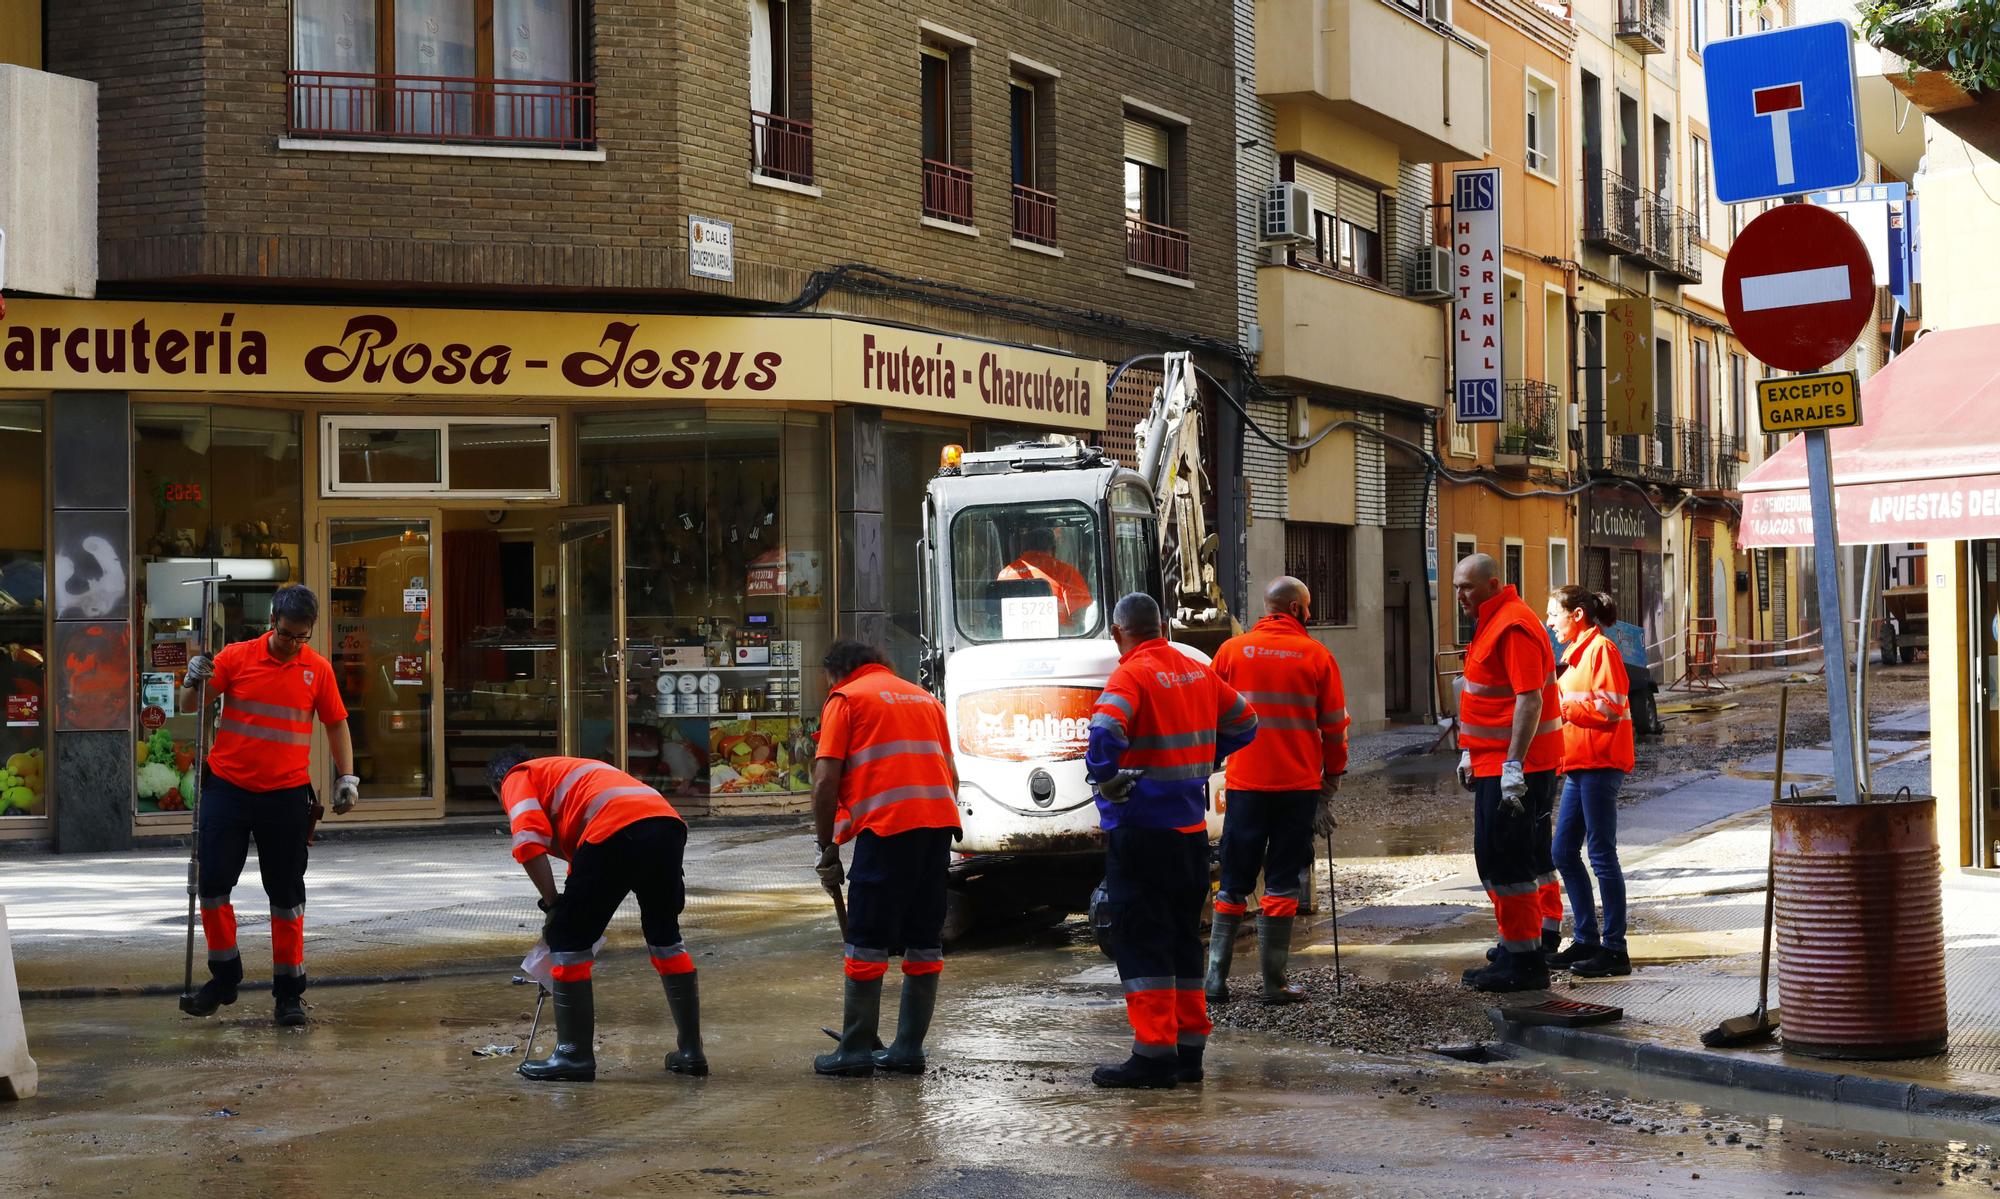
[1546, 586, 1635, 979]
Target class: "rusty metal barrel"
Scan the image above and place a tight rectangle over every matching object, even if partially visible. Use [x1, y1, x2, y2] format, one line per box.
[1772, 793, 1947, 1059]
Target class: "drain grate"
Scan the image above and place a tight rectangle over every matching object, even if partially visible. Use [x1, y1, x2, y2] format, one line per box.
[1493, 997, 1625, 1028]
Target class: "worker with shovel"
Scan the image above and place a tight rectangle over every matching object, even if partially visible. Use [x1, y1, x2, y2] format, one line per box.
[1206, 576, 1349, 1006]
[488, 748, 706, 1082]
[809, 640, 959, 1078]
[179, 584, 357, 1027]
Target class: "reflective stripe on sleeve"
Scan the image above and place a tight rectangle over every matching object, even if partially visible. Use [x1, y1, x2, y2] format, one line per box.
[512, 829, 551, 851]
[505, 797, 541, 822]
[1095, 692, 1135, 718]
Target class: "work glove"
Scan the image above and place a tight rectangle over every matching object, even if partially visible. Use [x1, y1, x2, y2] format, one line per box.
[1095, 767, 1147, 804]
[185, 654, 214, 683]
[1312, 781, 1339, 837]
[1457, 750, 1474, 791]
[815, 842, 844, 889]
[1499, 759, 1528, 816]
[332, 775, 360, 815]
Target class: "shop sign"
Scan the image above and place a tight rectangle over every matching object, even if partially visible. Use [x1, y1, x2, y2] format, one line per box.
[392, 654, 425, 686]
[1450, 168, 1504, 425]
[5, 694, 37, 727]
[401, 587, 429, 614]
[140, 705, 166, 732]
[745, 548, 786, 597]
[1743, 471, 2000, 547]
[688, 216, 735, 282]
[150, 640, 189, 671]
[0, 301, 1107, 431]
[1604, 300, 1655, 436]
[1583, 485, 1661, 550]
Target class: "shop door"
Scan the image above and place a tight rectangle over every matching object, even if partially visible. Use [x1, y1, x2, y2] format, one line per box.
[557, 506, 628, 767]
[325, 513, 442, 816]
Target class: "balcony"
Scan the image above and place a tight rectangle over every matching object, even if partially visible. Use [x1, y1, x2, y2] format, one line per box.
[1257, 263, 1446, 408]
[1616, 0, 1669, 54]
[922, 158, 974, 225]
[286, 71, 596, 149]
[0, 65, 97, 298]
[1495, 382, 1563, 469]
[1012, 184, 1058, 247]
[1655, 207, 1705, 284]
[1126, 214, 1191, 279]
[751, 111, 815, 186]
[1581, 167, 1646, 255]
[1255, 0, 1488, 164]
[1686, 428, 1744, 493]
[1625, 189, 1678, 274]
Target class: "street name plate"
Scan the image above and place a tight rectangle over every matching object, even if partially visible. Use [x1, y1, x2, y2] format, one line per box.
[1757, 370, 1860, 434]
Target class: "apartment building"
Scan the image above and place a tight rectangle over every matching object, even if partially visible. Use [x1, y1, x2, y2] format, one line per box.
[0, 0, 1242, 850]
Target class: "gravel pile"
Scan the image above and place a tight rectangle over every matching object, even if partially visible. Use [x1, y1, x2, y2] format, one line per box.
[1210, 970, 1493, 1054]
[1325, 856, 1470, 909]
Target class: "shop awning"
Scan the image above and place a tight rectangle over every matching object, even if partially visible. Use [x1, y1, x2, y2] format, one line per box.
[1739, 324, 2000, 548]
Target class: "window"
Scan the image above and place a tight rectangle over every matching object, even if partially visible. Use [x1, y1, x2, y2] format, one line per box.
[750, 0, 814, 185]
[1124, 113, 1189, 278]
[1525, 73, 1557, 177]
[0, 402, 45, 820]
[1503, 540, 1525, 593]
[1544, 289, 1566, 403]
[1689, 0, 1707, 54]
[921, 44, 973, 224]
[1449, 413, 1478, 458]
[1725, 0, 1740, 37]
[1691, 133, 1711, 239]
[1284, 522, 1352, 626]
[1453, 535, 1477, 644]
[1654, 333, 1674, 449]
[1692, 338, 1713, 428]
[1010, 75, 1058, 245]
[1290, 159, 1384, 282]
[1729, 352, 1749, 439]
[321, 416, 557, 497]
[1549, 538, 1570, 589]
[951, 501, 1104, 641]
[289, 0, 593, 148]
[1111, 485, 1161, 601]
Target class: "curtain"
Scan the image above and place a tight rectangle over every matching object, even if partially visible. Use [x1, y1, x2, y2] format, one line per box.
[443, 529, 506, 688]
[749, 0, 774, 114]
[396, 0, 477, 136]
[495, 0, 577, 139]
[293, 0, 377, 132]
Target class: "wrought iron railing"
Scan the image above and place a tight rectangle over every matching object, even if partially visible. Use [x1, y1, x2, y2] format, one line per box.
[1497, 381, 1563, 461]
[751, 111, 814, 186]
[1125, 214, 1191, 279]
[1616, 0, 1669, 52]
[1011, 184, 1058, 246]
[287, 70, 596, 148]
[1583, 167, 1646, 251]
[922, 158, 975, 224]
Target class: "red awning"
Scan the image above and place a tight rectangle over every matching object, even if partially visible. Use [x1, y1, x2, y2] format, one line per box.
[1739, 324, 2000, 548]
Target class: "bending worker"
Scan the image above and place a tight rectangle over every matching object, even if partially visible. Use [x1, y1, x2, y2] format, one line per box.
[998, 526, 1094, 629]
[180, 584, 357, 1027]
[1453, 553, 1564, 993]
[489, 748, 706, 1082]
[811, 640, 960, 1077]
[1087, 593, 1257, 1089]
[1206, 576, 1349, 1005]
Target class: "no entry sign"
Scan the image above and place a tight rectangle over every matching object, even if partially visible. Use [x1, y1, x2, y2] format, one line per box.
[1723, 205, 1876, 373]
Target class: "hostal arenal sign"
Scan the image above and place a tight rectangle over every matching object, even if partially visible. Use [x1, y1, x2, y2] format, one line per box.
[1451, 167, 1504, 425]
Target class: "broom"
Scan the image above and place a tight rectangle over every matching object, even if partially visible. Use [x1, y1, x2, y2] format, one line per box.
[1699, 685, 1786, 1048]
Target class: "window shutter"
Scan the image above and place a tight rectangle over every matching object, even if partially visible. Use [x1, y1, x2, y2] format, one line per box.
[1336, 177, 1380, 233]
[1123, 118, 1169, 169]
[1291, 161, 1341, 220]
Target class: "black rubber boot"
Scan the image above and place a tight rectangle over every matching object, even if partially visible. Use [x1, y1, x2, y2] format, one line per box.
[1470, 949, 1552, 994]
[1092, 1052, 1179, 1089]
[1541, 927, 1562, 963]
[1550, 940, 1600, 969]
[1176, 1044, 1204, 1084]
[813, 976, 882, 1077]
[1569, 947, 1632, 978]
[1203, 911, 1241, 1005]
[874, 972, 940, 1075]
[180, 978, 237, 1018]
[661, 973, 708, 1076]
[273, 995, 306, 1027]
[520, 979, 597, 1082]
[1258, 915, 1306, 1005]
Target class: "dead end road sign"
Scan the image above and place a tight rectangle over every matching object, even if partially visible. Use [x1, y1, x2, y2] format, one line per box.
[1758, 370, 1861, 434]
[1723, 205, 1876, 373]
[1703, 20, 1864, 204]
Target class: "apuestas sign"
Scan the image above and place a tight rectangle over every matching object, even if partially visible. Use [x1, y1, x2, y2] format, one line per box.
[1722, 205, 1875, 373]
[0, 301, 1109, 431]
[1757, 370, 1861, 433]
[1451, 167, 1504, 425]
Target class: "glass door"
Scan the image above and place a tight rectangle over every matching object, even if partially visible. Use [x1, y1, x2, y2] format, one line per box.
[558, 506, 627, 766]
[325, 514, 440, 814]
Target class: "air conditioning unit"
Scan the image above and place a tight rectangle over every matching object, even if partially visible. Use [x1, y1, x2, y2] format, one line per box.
[1408, 244, 1451, 299]
[1260, 182, 1312, 245]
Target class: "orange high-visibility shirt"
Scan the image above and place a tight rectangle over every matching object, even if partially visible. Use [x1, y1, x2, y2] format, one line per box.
[1212, 613, 1350, 790]
[998, 551, 1095, 626]
[1557, 625, 1636, 773]
[1457, 586, 1563, 778]
[816, 664, 959, 844]
[500, 757, 683, 864]
[205, 636, 347, 792]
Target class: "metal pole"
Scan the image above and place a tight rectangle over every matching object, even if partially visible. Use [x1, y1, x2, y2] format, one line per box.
[1855, 543, 1875, 793]
[1805, 430, 1860, 803]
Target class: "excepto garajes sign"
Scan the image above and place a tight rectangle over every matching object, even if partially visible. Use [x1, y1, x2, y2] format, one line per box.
[1451, 168, 1503, 424]
[1757, 370, 1861, 433]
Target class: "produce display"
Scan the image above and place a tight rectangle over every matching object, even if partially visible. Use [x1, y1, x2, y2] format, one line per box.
[135, 732, 201, 812]
[707, 717, 813, 794]
[0, 748, 42, 814]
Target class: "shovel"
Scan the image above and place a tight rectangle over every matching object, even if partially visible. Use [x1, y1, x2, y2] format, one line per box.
[1699, 685, 1786, 1049]
[176, 574, 228, 1017]
[1324, 828, 1343, 996]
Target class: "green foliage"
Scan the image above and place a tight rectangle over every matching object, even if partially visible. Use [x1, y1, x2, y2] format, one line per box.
[1859, 0, 2000, 95]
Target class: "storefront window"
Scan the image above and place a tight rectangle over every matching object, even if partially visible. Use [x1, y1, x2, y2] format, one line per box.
[0, 402, 47, 819]
[132, 405, 303, 816]
[952, 500, 1104, 641]
[578, 410, 830, 813]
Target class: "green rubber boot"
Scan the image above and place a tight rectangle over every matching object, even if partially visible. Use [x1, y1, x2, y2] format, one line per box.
[519, 979, 596, 1082]
[661, 972, 708, 1076]
[1258, 914, 1307, 1005]
[813, 976, 882, 1077]
[1204, 910, 1242, 1005]
[873, 972, 940, 1075]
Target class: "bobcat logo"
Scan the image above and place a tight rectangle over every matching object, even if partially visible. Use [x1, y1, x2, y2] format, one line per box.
[974, 710, 1005, 738]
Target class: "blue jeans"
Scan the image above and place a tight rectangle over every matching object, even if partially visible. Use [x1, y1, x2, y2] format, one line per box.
[1553, 769, 1627, 951]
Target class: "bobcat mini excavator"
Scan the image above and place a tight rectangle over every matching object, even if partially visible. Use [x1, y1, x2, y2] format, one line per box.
[916, 352, 1236, 939]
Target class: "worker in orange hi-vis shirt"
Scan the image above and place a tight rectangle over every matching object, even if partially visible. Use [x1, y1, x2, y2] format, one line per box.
[1452, 553, 1564, 994]
[488, 750, 705, 1083]
[1206, 576, 1349, 1007]
[997, 526, 1095, 630]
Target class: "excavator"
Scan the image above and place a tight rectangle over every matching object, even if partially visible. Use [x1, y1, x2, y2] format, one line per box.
[916, 352, 1236, 938]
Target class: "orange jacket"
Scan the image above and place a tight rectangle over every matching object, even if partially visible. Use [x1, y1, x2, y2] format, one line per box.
[500, 757, 683, 864]
[1211, 614, 1350, 790]
[1087, 638, 1257, 830]
[1557, 625, 1635, 773]
[998, 551, 1094, 626]
[1457, 585, 1563, 777]
[816, 664, 960, 844]
[206, 637, 347, 792]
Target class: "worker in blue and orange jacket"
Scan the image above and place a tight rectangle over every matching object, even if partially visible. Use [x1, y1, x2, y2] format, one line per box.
[1453, 553, 1565, 993]
[488, 750, 705, 1083]
[1546, 585, 1636, 979]
[1086, 592, 1258, 1089]
[1206, 576, 1350, 1006]
[809, 639, 960, 1078]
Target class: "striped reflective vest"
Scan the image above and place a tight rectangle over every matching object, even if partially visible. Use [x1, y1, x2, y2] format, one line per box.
[1557, 625, 1636, 773]
[205, 638, 345, 791]
[823, 664, 959, 844]
[1212, 614, 1350, 790]
[1458, 586, 1563, 777]
[500, 757, 683, 864]
[1087, 638, 1258, 829]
